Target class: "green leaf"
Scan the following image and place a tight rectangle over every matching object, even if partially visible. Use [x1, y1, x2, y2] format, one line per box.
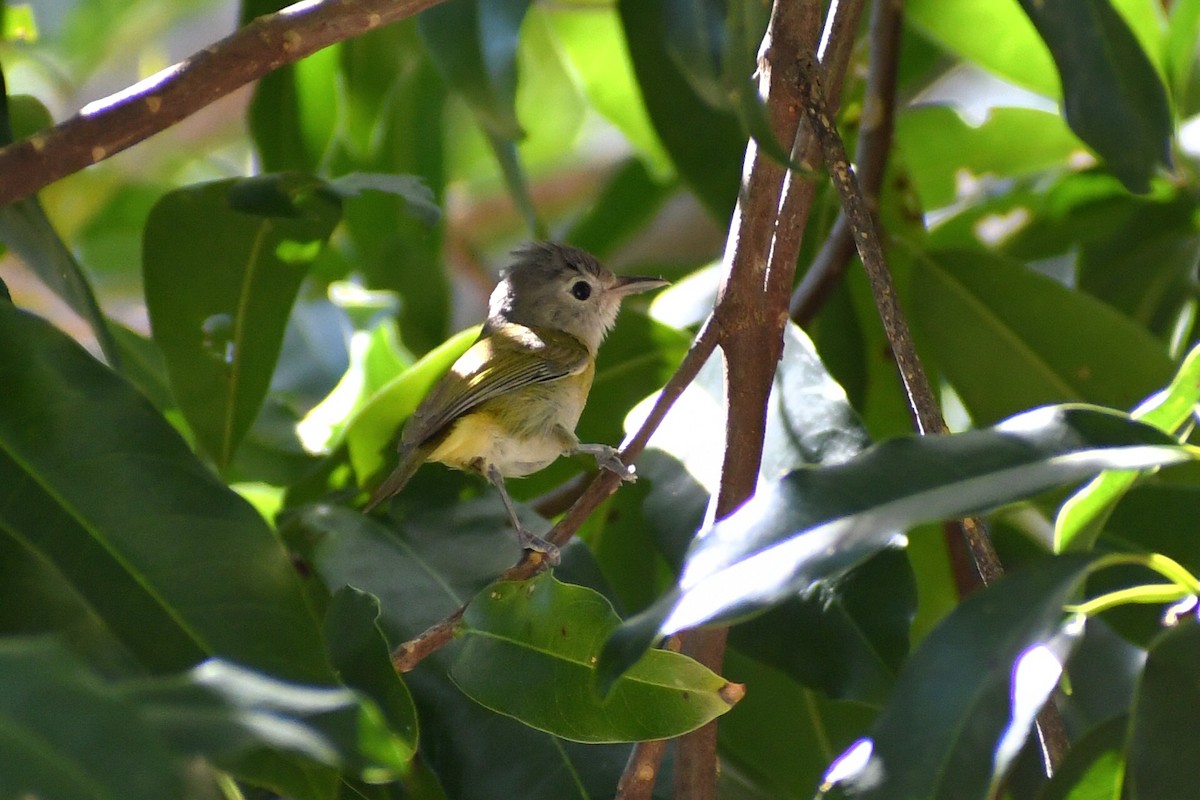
[411, 656, 644, 800]
[0, 65, 121, 366]
[0, 637, 195, 800]
[451, 572, 738, 743]
[1014, 0, 1172, 192]
[1124, 620, 1200, 800]
[601, 406, 1192, 685]
[288, 506, 650, 797]
[287, 503, 521, 642]
[345, 326, 480, 487]
[418, 0, 532, 140]
[249, 46, 340, 173]
[717, 649, 878, 800]
[323, 587, 419, 759]
[1166, 0, 1200, 115]
[327, 172, 441, 226]
[907, 0, 1059, 96]
[894, 105, 1083, 211]
[1038, 715, 1126, 800]
[143, 173, 342, 470]
[619, 0, 745, 220]
[818, 556, 1095, 799]
[1056, 341, 1200, 552]
[911, 248, 1175, 425]
[126, 658, 411, 783]
[727, 547, 914, 706]
[0, 302, 332, 682]
[544, 6, 673, 176]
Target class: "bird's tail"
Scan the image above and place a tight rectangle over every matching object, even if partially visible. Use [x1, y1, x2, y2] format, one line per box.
[363, 446, 426, 513]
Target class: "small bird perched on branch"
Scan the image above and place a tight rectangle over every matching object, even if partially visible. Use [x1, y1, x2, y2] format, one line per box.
[364, 242, 668, 563]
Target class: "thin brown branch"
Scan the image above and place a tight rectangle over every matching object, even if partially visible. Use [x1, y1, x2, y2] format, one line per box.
[798, 58, 1009, 584]
[0, 0, 446, 206]
[791, 0, 904, 324]
[615, 739, 668, 800]
[391, 318, 721, 673]
[800, 50, 1076, 772]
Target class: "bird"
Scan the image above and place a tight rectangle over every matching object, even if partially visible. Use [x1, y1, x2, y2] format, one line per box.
[364, 241, 669, 563]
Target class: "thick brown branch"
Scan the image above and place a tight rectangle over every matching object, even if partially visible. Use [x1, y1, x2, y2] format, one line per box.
[0, 0, 445, 206]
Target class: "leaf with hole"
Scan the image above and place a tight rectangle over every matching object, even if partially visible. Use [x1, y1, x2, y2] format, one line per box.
[143, 173, 341, 470]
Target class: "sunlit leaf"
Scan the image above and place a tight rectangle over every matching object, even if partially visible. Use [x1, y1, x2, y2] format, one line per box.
[1056, 341, 1200, 552]
[601, 406, 1192, 685]
[818, 556, 1095, 799]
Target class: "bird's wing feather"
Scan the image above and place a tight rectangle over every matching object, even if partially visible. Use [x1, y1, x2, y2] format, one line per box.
[400, 324, 589, 449]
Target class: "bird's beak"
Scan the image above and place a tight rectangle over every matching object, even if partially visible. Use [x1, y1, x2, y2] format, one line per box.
[612, 275, 670, 297]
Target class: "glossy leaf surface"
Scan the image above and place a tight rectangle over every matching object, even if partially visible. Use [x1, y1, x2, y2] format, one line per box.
[452, 573, 738, 743]
[602, 406, 1192, 683]
[0, 303, 331, 682]
[143, 174, 341, 470]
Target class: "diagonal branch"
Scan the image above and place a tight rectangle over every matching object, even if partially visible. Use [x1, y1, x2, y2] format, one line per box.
[0, 0, 446, 206]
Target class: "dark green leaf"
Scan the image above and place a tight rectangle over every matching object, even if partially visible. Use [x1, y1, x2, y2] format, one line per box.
[126, 658, 411, 782]
[143, 173, 341, 470]
[1014, 0, 1171, 192]
[1038, 715, 1126, 800]
[0, 637, 195, 800]
[409, 658, 653, 800]
[728, 547, 914, 705]
[912, 249, 1175, 425]
[0, 303, 332, 682]
[0, 64, 120, 365]
[249, 46, 340, 172]
[601, 406, 1191, 684]
[717, 650, 878, 800]
[819, 556, 1095, 800]
[336, 22, 449, 353]
[323, 587, 419, 756]
[451, 573, 737, 743]
[327, 172, 440, 226]
[1125, 620, 1200, 800]
[619, 0, 745, 219]
[418, 0, 532, 140]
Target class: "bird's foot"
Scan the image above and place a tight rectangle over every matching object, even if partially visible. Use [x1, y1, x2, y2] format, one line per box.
[518, 527, 561, 566]
[579, 444, 636, 483]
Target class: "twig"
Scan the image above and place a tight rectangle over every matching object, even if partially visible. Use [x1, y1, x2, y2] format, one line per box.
[615, 740, 668, 800]
[790, 0, 904, 325]
[798, 59, 1006, 584]
[799, 49, 1075, 772]
[0, 0, 446, 206]
[391, 318, 721, 673]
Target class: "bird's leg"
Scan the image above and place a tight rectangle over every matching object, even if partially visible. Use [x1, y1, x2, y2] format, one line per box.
[572, 442, 637, 483]
[483, 462, 560, 566]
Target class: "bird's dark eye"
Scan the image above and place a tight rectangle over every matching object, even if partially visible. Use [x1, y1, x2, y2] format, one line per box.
[571, 280, 592, 301]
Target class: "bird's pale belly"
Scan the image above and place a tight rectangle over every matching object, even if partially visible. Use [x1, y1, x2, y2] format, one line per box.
[428, 379, 589, 478]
